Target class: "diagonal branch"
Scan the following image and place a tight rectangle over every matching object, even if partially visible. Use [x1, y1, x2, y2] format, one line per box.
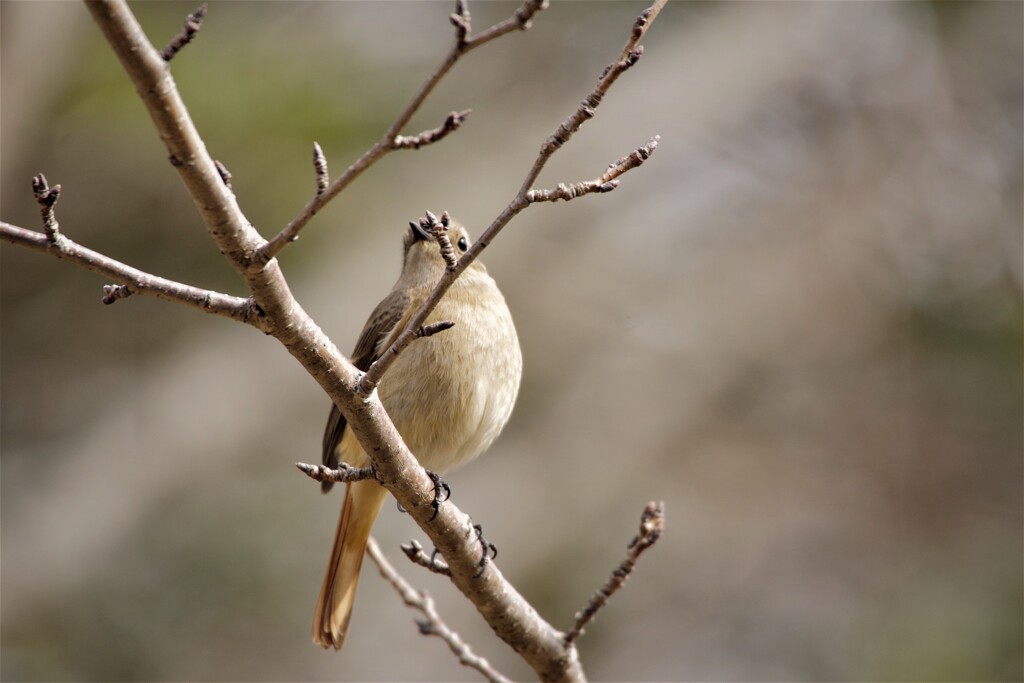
[526, 136, 660, 203]
[459, 0, 546, 50]
[394, 109, 471, 150]
[255, 0, 547, 265]
[0, 220, 266, 329]
[518, 0, 666, 196]
[357, 0, 665, 396]
[367, 538, 513, 683]
[159, 2, 206, 61]
[564, 501, 665, 645]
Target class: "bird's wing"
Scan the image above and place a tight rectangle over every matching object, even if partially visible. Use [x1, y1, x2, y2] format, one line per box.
[320, 289, 410, 493]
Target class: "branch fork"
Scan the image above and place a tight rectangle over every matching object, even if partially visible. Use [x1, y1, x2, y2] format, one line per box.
[527, 136, 660, 203]
[255, 0, 550, 266]
[394, 110, 471, 150]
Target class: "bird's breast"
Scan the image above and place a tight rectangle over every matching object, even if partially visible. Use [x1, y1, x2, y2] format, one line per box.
[376, 278, 522, 473]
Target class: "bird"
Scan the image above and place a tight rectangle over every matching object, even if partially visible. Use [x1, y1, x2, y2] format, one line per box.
[312, 217, 522, 650]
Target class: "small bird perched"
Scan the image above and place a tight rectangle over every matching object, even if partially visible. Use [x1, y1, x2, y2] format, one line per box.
[313, 217, 522, 650]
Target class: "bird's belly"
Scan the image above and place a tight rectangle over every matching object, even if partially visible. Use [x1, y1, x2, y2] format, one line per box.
[377, 305, 521, 473]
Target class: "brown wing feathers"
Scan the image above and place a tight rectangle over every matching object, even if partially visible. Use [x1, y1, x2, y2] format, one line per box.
[319, 290, 410, 493]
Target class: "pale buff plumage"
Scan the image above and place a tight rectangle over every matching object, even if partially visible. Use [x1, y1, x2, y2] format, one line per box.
[313, 221, 522, 650]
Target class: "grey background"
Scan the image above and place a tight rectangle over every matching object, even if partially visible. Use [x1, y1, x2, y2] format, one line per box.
[2, 1, 1021, 681]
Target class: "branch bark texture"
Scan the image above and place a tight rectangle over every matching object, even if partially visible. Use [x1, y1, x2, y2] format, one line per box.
[0, 220, 264, 327]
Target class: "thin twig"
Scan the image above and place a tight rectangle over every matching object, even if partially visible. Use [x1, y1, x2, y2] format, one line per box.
[356, 1, 664, 395]
[621, 1, 664, 61]
[401, 539, 452, 577]
[464, 0, 547, 50]
[295, 462, 377, 485]
[418, 320, 456, 339]
[600, 135, 661, 183]
[255, 0, 548, 265]
[394, 110, 471, 150]
[450, 0, 471, 46]
[0, 221, 266, 328]
[563, 501, 665, 645]
[367, 538, 513, 683]
[160, 3, 206, 61]
[526, 136, 660, 203]
[519, 0, 666, 197]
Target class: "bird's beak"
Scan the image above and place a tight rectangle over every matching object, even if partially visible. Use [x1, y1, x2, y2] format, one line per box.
[408, 221, 431, 242]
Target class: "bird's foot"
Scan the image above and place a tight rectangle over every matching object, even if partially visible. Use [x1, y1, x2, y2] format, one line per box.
[472, 523, 497, 578]
[426, 470, 451, 521]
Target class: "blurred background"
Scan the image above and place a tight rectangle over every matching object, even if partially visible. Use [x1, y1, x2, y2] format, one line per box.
[2, 2, 1021, 681]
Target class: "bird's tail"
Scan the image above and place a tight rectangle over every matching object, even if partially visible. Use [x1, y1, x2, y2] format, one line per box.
[312, 479, 389, 650]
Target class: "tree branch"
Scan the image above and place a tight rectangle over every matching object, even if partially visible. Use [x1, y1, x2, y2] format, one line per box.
[295, 462, 376, 485]
[564, 501, 665, 645]
[462, 0, 547, 50]
[2, 3, 666, 679]
[255, 0, 548, 265]
[0, 220, 266, 328]
[394, 110, 472, 150]
[84, 0, 301, 327]
[401, 539, 453, 577]
[367, 538, 513, 683]
[159, 2, 206, 61]
[518, 0, 665, 197]
[526, 136, 660, 203]
[357, 1, 665, 396]
[83, 6, 589, 677]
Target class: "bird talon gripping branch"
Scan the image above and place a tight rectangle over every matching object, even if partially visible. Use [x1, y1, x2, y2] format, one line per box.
[426, 470, 452, 521]
[472, 523, 498, 579]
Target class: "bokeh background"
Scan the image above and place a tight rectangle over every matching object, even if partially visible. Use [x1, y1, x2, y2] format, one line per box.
[2, 2, 1021, 681]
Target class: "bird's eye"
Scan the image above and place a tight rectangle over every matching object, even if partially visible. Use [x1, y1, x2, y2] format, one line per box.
[457, 236, 468, 252]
